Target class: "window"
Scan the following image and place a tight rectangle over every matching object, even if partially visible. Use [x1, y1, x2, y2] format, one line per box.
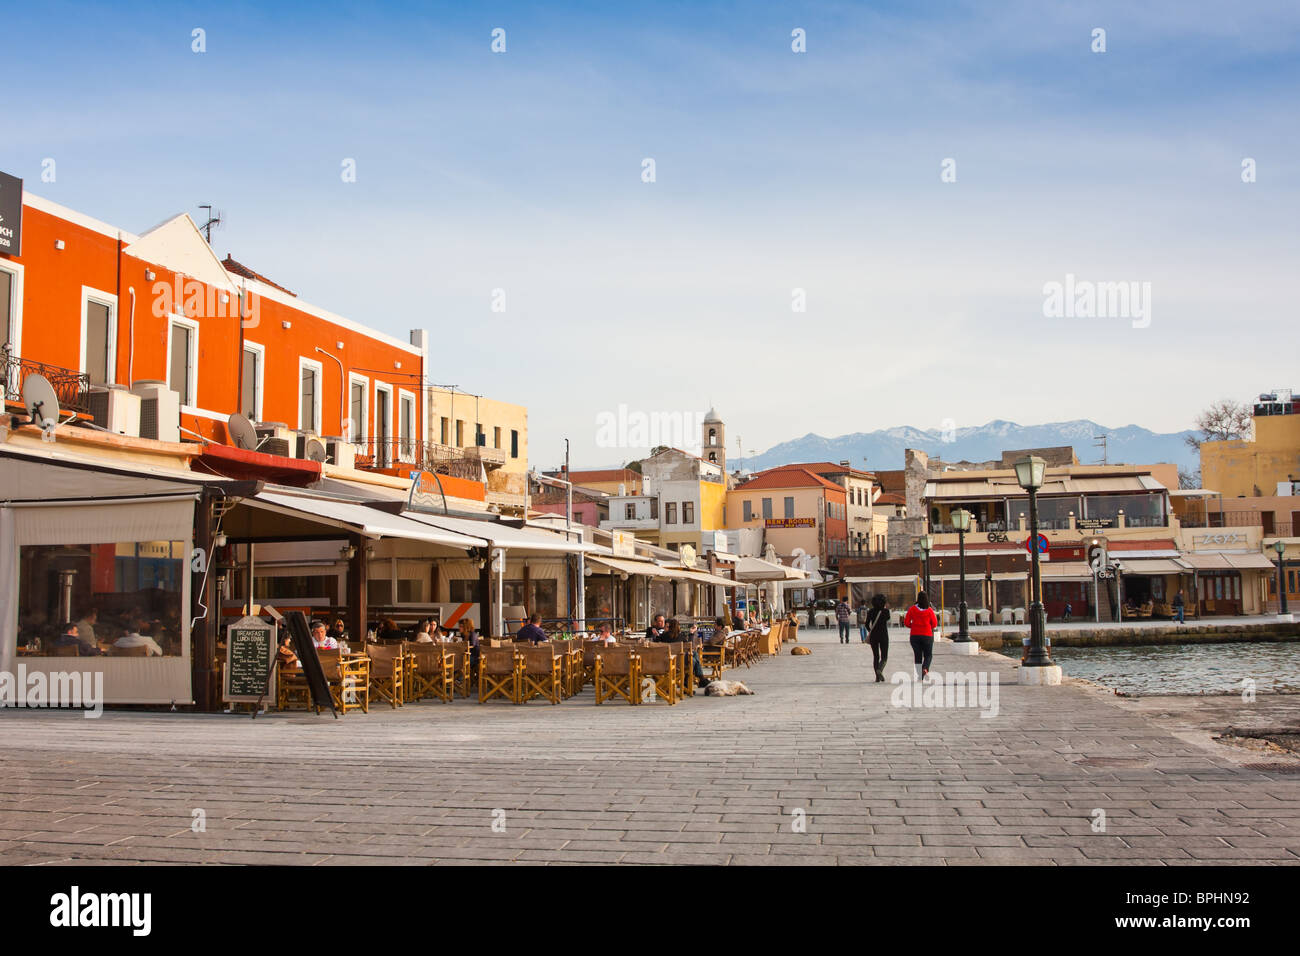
[397, 578, 423, 603]
[665, 502, 678, 524]
[298, 358, 322, 432]
[494, 426, 501, 449]
[708, 427, 717, 446]
[81, 288, 117, 386]
[743, 500, 753, 522]
[348, 374, 368, 443]
[374, 384, 392, 466]
[784, 496, 794, 519]
[511, 429, 519, 458]
[0, 266, 14, 353]
[367, 580, 393, 605]
[240, 343, 264, 421]
[762, 498, 772, 520]
[650, 498, 658, 519]
[455, 420, 464, 446]
[399, 392, 416, 460]
[708, 451, 717, 463]
[449, 579, 484, 604]
[17, 540, 188, 658]
[167, 316, 199, 406]
[683, 502, 694, 524]
[476, 423, 485, 446]
[440, 417, 449, 445]
[625, 503, 636, 520]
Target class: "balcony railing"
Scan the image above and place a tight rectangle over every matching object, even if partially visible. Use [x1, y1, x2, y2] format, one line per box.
[2, 346, 92, 417]
[352, 437, 484, 480]
[1177, 510, 1267, 530]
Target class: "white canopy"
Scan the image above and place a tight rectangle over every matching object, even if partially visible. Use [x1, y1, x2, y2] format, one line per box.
[400, 511, 594, 554]
[250, 491, 487, 549]
[735, 555, 807, 581]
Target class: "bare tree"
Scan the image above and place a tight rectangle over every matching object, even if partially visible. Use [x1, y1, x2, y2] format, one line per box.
[1177, 468, 1201, 489]
[1184, 399, 1252, 450]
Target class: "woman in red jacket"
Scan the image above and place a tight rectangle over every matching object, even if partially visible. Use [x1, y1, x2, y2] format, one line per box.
[903, 592, 938, 682]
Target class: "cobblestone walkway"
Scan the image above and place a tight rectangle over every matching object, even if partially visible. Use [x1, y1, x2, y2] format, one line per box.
[2, 630, 1298, 865]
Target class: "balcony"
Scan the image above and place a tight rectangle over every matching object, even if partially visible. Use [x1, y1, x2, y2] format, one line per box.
[1177, 510, 1267, 530]
[2, 346, 91, 417]
[351, 437, 484, 480]
[600, 515, 659, 532]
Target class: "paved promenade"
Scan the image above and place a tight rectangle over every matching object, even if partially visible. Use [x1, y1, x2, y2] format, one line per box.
[1, 630, 1298, 865]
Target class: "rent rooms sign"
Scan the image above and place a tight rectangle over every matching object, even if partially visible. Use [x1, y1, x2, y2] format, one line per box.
[0, 172, 21, 257]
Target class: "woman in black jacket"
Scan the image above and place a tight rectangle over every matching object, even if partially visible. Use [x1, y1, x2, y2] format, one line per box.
[866, 594, 891, 682]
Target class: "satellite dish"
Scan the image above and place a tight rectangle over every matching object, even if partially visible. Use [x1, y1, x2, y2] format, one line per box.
[227, 412, 259, 451]
[22, 375, 60, 429]
[305, 438, 328, 462]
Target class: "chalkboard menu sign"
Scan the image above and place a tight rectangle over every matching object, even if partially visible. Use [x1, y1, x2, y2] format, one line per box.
[224, 616, 276, 703]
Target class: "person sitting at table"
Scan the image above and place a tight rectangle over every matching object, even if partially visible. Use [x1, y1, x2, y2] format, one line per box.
[709, 616, 731, 646]
[74, 607, 102, 656]
[593, 622, 616, 645]
[655, 618, 681, 643]
[329, 618, 348, 643]
[456, 618, 478, 644]
[413, 619, 433, 643]
[114, 622, 165, 657]
[53, 621, 85, 655]
[645, 613, 668, 641]
[517, 613, 548, 644]
[276, 633, 299, 670]
[311, 620, 338, 651]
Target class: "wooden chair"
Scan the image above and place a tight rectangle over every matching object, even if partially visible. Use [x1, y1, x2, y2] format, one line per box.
[669, 642, 692, 700]
[110, 645, 151, 657]
[520, 646, 563, 704]
[50, 644, 81, 657]
[582, 640, 604, 687]
[700, 639, 727, 681]
[441, 641, 472, 697]
[331, 654, 370, 714]
[276, 662, 312, 711]
[479, 647, 521, 704]
[408, 643, 454, 703]
[594, 646, 637, 705]
[637, 644, 677, 705]
[366, 643, 405, 709]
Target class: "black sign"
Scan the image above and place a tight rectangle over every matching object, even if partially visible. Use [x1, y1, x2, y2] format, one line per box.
[0, 172, 21, 257]
[224, 616, 276, 702]
[285, 610, 336, 717]
[1076, 518, 1114, 530]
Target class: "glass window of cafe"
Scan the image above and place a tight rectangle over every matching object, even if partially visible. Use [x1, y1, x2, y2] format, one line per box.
[1084, 493, 1163, 526]
[1009, 495, 1080, 530]
[16, 541, 186, 657]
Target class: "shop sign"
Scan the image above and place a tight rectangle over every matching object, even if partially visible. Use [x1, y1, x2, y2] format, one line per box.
[407, 470, 449, 514]
[1076, 518, 1114, 530]
[766, 518, 814, 528]
[1193, 532, 1246, 548]
[0, 172, 21, 257]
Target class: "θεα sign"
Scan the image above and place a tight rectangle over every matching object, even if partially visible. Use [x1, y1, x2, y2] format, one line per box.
[0, 172, 22, 257]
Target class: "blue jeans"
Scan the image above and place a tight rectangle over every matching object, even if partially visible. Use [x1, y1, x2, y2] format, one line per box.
[859, 625, 868, 643]
[1174, 606, 1185, 623]
[838, 621, 851, 643]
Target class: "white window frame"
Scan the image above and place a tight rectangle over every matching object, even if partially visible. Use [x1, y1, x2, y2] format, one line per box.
[166, 313, 200, 408]
[241, 340, 265, 422]
[79, 286, 119, 385]
[374, 381, 394, 444]
[297, 356, 323, 433]
[0, 258, 25, 361]
[398, 389, 417, 463]
[347, 372, 370, 444]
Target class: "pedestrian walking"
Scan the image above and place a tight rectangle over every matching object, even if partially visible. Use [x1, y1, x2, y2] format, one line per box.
[835, 597, 852, 644]
[855, 599, 870, 643]
[1173, 589, 1185, 624]
[866, 594, 891, 682]
[903, 591, 938, 682]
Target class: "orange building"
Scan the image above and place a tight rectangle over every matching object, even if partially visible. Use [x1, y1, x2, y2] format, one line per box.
[1, 189, 423, 456]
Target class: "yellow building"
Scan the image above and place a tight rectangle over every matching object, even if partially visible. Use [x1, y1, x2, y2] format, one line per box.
[425, 386, 528, 510]
[1201, 395, 1300, 498]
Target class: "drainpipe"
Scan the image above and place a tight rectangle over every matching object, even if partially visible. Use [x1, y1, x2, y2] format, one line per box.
[315, 346, 346, 438]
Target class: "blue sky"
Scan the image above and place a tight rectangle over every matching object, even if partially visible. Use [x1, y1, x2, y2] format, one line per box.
[5, 1, 1298, 468]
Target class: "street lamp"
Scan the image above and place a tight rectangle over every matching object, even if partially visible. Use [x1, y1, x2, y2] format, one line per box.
[919, 533, 934, 599]
[1274, 540, 1289, 616]
[951, 508, 973, 642]
[1014, 455, 1053, 667]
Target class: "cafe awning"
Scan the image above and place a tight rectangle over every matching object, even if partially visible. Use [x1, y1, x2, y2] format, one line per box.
[587, 554, 671, 578]
[845, 574, 919, 584]
[662, 566, 743, 588]
[1039, 561, 1094, 581]
[1119, 558, 1188, 575]
[1179, 553, 1231, 570]
[400, 511, 594, 554]
[245, 490, 487, 549]
[1224, 552, 1276, 570]
[735, 555, 806, 581]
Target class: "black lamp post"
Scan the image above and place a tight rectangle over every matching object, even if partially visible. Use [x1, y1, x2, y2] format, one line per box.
[1015, 455, 1053, 667]
[1274, 540, 1289, 616]
[919, 534, 933, 600]
[951, 508, 973, 642]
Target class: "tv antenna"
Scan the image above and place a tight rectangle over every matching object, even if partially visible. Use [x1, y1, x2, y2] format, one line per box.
[1093, 434, 1108, 465]
[198, 205, 224, 244]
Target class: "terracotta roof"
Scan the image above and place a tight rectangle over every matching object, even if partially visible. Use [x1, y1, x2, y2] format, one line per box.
[875, 470, 906, 494]
[222, 254, 297, 296]
[875, 492, 906, 506]
[777, 461, 877, 480]
[736, 467, 845, 494]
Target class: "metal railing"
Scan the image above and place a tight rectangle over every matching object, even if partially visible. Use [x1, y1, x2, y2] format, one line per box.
[1178, 510, 1267, 529]
[352, 437, 485, 480]
[2, 346, 92, 416]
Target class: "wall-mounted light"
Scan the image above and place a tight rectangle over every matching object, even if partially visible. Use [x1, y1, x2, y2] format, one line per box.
[54, 239, 65, 250]
[282, 320, 292, 329]
[395, 361, 402, 369]
[144, 269, 155, 281]
[340, 544, 357, 560]
[213, 532, 227, 549]
[336, 341, 344, 349]
[221, 293, 230, 304]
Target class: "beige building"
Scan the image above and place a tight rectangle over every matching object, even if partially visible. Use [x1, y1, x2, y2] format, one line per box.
[1201, 392, 1300, 499]
[425, 386, 528, 509]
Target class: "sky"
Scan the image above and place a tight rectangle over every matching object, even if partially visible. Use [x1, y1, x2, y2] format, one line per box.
[4, 0, 1297, 470]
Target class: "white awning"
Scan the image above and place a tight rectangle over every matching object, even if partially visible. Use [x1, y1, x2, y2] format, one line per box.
[587, 555, 670, 578]
[1039, 561, 1095, 580]
[1224, 552, 1276, 570]
[401, 511, 594, 554]
[660, 566, 743, 588]
[251, 491, 487, 549]
[844, 574, 919, 584]
[735, 555, 807, 581]
[1110, 549, 1182, 559]
[1180, 553, 1231, 570]
[1119, 558, 1188, 575]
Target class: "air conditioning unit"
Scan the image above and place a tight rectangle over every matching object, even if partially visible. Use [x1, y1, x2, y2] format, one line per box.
[88, 385, 141, 436]
[130, 380, 180, 442]
[293, 430, 321, 459]
[254, 421, 293, 445]
[325, 439, 355, 469]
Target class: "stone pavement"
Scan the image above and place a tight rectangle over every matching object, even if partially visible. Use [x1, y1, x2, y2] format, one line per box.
[1, 628, 1298, 865]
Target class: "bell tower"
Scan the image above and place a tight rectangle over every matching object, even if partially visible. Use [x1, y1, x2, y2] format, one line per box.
[702, 408, 725, 471]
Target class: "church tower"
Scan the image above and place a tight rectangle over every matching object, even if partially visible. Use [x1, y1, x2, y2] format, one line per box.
[702, 408, 725, 471]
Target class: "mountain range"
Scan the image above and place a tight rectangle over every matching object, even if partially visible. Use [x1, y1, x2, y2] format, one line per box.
[746, 420, 1198, 475]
